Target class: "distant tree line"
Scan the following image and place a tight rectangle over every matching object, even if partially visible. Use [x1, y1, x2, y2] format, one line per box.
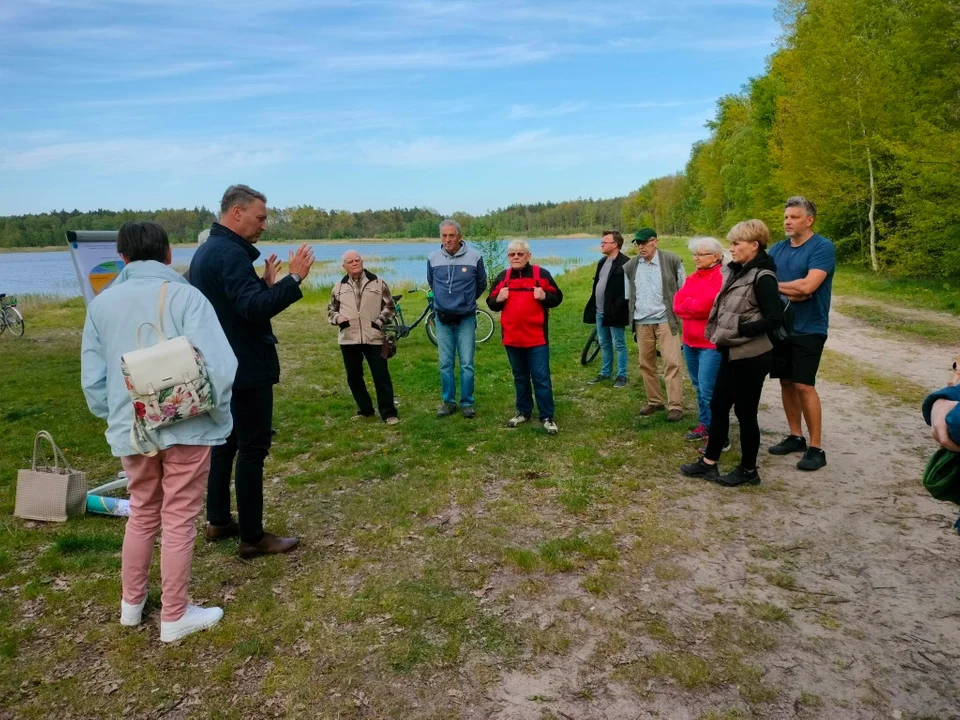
[0, 200, 626, 249]
[0, 208, 217, 249]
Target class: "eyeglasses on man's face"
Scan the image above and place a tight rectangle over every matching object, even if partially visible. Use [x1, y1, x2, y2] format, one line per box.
[692, 252, 719, 257]
[507, 251, 528, 258]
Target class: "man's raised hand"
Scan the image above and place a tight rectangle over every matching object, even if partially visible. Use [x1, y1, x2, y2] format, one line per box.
[263, 253, 282, 287]
[288, 243, 315, 280]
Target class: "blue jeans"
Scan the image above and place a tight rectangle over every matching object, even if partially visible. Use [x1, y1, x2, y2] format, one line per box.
[435, 313, 476, 407]
[595, 311, 627, 379]
[505, 344, 555, 420]
[682, 343, 722, 428]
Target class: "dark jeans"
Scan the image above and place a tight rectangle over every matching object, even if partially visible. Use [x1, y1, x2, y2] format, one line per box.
[505, 344, 555, 421]
[207, 385, 273, 544]
[340, 344, 397, 420]
[704, 350, 772, 469]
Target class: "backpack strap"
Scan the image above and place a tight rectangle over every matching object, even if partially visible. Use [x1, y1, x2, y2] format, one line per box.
[754, 269, 790, 308]
[532, 265, 542, 288]
[136, 281, 170, 349]
[157, 281, 168, 335]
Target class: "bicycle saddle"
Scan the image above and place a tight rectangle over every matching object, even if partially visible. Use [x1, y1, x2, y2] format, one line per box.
[393, 293, 404, 301]
[0, 293, 6, 299]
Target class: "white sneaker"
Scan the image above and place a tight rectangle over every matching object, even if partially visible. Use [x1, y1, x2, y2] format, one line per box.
[160, 605, 224, 643]
[543, 419, 559, 435]
[506, 414, 530, 428]
[120, 597, 146, 627]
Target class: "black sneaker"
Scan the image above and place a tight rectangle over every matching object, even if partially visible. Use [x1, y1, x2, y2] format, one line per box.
[436, 403, 458, 417]
[613, 377, 628, 389]
[717, 466, 761, 487]
[462, 406, 476, 419]
[588, 374, 611, 384]
[768, 435, 807, 456]
[679, 458, 720, 481]
[797, 447, 826, 471]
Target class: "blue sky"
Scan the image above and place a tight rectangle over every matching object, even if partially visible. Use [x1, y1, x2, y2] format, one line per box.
[0, 0, 778, 216]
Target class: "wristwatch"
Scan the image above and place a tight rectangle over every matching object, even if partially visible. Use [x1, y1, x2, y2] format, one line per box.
[289, 273, 302, 285]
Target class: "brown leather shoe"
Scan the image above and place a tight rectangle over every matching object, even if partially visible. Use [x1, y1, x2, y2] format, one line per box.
[205, 520, 239, 542]
[639, 404, 665, 417]
[666, 409, 683, 422]
[238, 532, 300, 559]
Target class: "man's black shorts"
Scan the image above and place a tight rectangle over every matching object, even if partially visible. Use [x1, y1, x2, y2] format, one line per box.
[771, 333, 827, 386]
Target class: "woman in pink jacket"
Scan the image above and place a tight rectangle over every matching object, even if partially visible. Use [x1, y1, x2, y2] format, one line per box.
[673, 237, 725, 442]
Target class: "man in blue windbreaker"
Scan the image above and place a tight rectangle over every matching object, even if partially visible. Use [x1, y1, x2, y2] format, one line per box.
[427, 219, 487, 418]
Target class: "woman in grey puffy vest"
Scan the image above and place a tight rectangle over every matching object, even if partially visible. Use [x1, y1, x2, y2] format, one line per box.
[680, 220, 784, 487]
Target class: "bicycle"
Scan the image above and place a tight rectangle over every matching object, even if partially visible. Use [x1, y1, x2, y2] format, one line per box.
[0, 294, 24, 337]
[581, 327, 601, 365]
[389, 288, 496, 347]
[581, 325, 659, 365]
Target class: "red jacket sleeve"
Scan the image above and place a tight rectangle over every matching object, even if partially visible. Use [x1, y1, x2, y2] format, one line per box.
[673, 277, 692, 317]
[679, 270, 722, 319]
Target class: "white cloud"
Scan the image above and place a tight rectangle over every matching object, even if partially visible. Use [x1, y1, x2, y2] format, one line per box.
[0, 137, 291, 172]
[508, 101, 585, 119]
[354, 129, 705, 168]
[75, 84, 288, 109]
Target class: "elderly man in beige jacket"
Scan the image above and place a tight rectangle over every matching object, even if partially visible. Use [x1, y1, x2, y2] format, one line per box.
[327, 250, 399, 424]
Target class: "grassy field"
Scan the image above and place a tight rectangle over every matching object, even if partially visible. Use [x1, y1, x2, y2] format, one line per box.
[832, 265, 960, 314]
[0, 259, 772, 718]
[0, 245, 952, 719]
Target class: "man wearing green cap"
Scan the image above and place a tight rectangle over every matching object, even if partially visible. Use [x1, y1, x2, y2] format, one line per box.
[623, 228, 686, 421]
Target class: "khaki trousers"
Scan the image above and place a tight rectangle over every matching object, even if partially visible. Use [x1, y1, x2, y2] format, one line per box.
[635, 322, 683, 411]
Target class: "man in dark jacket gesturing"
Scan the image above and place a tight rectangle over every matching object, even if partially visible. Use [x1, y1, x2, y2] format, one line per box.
[583, 230, 630, 387]
[190, 184, 315, 559]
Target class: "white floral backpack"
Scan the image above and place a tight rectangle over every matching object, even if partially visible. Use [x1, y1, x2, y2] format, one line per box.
[120, 282, 214, 455]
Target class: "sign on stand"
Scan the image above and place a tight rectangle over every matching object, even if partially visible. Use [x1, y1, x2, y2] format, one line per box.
[66, 230, 122, 304]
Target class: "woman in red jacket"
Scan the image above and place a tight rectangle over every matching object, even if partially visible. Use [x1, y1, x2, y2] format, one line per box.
[486, 240, 564, 434]
[673, 237, 725, 442]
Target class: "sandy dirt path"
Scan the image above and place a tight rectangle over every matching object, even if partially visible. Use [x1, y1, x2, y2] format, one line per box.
[827, 305, 956, 391]
[481, 311, 960, 720]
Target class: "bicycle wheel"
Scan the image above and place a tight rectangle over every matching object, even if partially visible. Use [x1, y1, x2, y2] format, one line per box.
[425, 311, 438, 347]
[475, 309, 495, 343]
[580, 328, 601, 365]
[387, 315, 406, 340]
[5, 307, 24, 337]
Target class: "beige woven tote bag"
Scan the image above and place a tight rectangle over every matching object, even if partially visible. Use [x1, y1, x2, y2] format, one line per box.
[14, 431, 88, 522]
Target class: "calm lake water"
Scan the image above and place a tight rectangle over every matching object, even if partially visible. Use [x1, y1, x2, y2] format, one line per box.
[0, 238, 603, 298]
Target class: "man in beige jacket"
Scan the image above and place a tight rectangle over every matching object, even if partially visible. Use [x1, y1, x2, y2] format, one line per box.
[328, 250, 399, 424]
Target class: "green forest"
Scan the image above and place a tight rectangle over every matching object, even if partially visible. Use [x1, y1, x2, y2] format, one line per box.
[623, 0, 959, 278]
[2, 0, 956, 279]
[0, 201, 623, 250]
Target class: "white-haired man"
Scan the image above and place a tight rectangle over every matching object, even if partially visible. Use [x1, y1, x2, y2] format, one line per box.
[327, 250, 399, 424]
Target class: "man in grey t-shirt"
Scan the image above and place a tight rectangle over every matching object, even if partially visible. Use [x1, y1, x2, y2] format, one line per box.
[583, 230, 630, 387]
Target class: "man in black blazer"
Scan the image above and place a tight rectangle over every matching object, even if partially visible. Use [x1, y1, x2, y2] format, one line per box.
[190, 184, 314, 559]
[583, 230, 630, 387]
